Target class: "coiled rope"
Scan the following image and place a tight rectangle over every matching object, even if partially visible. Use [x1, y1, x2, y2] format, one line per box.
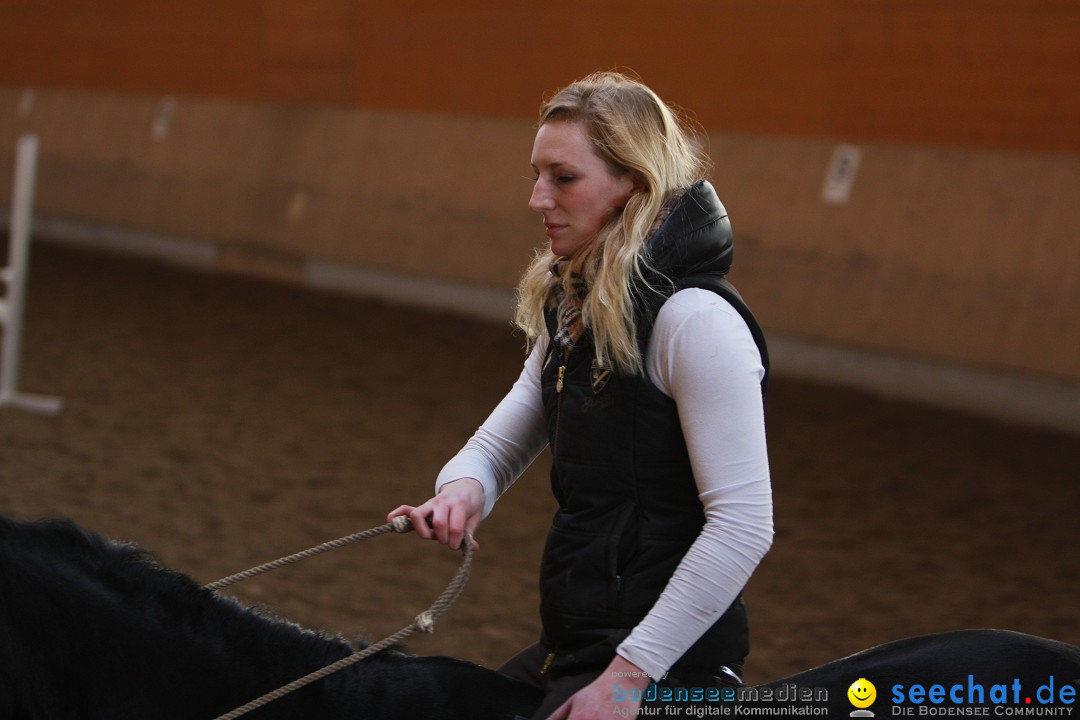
[204, 516, 474, 720]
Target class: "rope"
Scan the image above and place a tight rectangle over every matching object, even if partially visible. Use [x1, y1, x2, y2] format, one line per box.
[203, 514, 415, 592]
[204, 516, 474, 720]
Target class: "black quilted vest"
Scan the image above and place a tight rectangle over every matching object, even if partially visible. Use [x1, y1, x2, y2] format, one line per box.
[537, 181, 768, 676]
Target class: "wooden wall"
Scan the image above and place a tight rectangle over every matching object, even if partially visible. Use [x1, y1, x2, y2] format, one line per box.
[1, 1, 1078, 388]
[2, 1, 1076, 152]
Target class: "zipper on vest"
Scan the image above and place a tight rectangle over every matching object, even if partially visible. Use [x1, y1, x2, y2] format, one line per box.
[540, 649, 557, 675]
[552, 349, 570, 479]
[551, 349, 569, 482]
[552, 364, 565, 462]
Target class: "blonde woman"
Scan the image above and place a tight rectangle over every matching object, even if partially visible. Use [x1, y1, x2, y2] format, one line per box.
[390, 71, 772, 720]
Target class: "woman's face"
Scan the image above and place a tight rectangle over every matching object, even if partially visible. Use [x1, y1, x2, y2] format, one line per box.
[528, 120, 636, 257]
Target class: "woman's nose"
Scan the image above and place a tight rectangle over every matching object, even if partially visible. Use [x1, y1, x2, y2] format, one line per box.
[529, 180, 554, 213]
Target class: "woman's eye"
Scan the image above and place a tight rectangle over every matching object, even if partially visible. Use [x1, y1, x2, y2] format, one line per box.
[525, 173, 574, 184]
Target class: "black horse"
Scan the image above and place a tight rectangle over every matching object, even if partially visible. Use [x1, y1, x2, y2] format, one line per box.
[2, 516, 1078, 719]
[0, 516, 542, 719]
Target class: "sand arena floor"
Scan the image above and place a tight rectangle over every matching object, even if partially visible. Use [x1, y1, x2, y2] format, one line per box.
[1, 242, 1077, 684]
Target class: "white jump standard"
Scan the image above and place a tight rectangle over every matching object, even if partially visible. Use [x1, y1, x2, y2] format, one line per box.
[1, 134, 62, 414]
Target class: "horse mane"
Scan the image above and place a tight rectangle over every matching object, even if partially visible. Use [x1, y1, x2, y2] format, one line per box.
[0, 515, 543, 719]
[0, 516, 362, 716]
[5, 516, 352, 628]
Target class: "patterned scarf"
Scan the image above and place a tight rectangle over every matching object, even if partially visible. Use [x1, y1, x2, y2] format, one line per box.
[549, 259, 588, 355]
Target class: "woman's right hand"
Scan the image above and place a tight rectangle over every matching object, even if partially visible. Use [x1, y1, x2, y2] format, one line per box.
[387, 477, 485, 551]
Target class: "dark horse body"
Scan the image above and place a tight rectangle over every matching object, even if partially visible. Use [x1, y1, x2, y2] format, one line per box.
[2, 516, 1078, 719]
[0, 516, 542, 719]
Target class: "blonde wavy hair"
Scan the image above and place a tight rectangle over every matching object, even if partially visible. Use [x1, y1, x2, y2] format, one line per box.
[514, 71, 711, 375]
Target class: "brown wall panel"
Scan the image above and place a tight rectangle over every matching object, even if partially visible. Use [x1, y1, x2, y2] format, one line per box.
[0, 2, 1077, 153]
[259, 0, 356, 103]
[0, 2, 265, 99]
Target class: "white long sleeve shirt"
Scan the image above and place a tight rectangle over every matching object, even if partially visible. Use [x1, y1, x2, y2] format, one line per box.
[436, 288, 773, 680]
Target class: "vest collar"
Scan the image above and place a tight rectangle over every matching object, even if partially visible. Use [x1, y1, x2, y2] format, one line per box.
[644, 180, 733, 282]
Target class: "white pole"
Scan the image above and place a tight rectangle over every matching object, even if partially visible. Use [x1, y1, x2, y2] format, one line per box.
[0, 134, 62, 414]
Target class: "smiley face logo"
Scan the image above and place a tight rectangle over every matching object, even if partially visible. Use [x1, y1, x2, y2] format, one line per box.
[848, 678, 877, 709]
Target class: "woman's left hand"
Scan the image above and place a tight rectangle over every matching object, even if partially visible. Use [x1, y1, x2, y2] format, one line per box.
[546, 655, 649, 720]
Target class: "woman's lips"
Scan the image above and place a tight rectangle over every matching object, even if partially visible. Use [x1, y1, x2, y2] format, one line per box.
[544, 223, 566, 237]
